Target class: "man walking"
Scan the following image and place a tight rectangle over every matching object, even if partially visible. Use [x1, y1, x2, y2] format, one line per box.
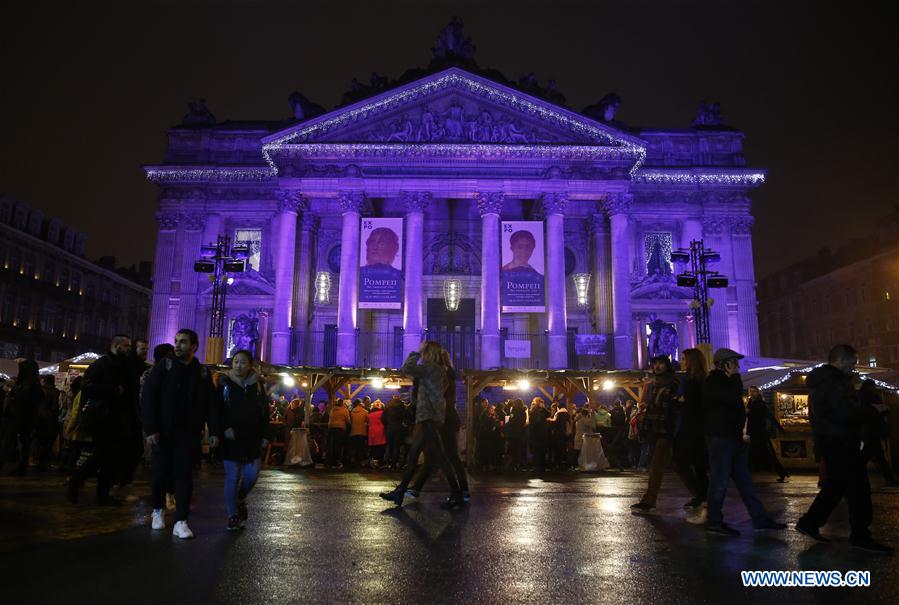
[703, 348, 786, 536]
[142, 329, 216, 539]
[631, 355, 680, 513]
[81, 334, 134, 505]
[795, 344, 893, 553]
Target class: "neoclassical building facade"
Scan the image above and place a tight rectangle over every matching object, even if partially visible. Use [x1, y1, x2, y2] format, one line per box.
[145, 66, 764, 371]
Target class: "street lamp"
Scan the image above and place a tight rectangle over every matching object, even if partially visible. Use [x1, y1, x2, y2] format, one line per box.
[194, 235, 247, 364]
[672, 239, 728, 350]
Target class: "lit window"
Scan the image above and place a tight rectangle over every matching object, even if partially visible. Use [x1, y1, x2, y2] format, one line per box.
[869, 357, 877, 368]
[234, 229, 262, 272]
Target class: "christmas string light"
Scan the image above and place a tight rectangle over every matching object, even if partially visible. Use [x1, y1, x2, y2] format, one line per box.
[145, 166, 275, 183]
[633, 169, 766, 186]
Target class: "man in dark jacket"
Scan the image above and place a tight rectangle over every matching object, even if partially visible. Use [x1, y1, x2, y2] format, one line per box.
[142, 329, 215, 539]
[702, 348, 786, 536]
[796, 345, 893, 553]
[632, 356, 681, 513]
[81, 335, 134, 505]
[746, 387, 788, 482]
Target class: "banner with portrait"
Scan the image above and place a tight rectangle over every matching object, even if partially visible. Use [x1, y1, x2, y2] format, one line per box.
[501, 221, 545, 313]
[359, 217, 404, 309]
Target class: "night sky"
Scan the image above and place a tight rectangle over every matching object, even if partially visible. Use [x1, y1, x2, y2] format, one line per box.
[1, 0, 896, 277]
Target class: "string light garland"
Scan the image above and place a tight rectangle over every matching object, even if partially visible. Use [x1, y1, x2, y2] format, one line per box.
[145, 167, 275, 183]
[633, 169, 766, 186]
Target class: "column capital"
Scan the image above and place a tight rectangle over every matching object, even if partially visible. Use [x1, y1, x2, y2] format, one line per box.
[337, 191, 365, 214]
[156, 212, 180, 230]
[602, 192, 632, 216]
[729, 215, 754, 235]
[476, 192, 504, 216]
[702, 215, 729, 236]
[276, 190, 307, 214]
[401, 191, 432, 213]
[540, 192, 567, 216]
[181, 213, 206, 231]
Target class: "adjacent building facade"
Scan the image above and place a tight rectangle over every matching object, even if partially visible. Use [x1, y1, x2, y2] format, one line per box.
[145, 56, 765, 370]
[758, 208, 899, 369]
[0, 197, 151, 361]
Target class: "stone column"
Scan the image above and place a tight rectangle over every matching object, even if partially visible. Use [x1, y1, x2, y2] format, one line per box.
[177, 213, 205, 334]
[337, 191, 364, 366]
[703, 216, 731, 351]
[591, 211, 613, 335]
[271, 191, 304, 364]
[730, 215, 760, 356]
[477, 192, 503, 369]
[608, 194, 633, 369]
[543, 193, 568, 369]
[402, 192, 431, 358]
[292, 212, 319, 364]
[149, 213, 179, 346]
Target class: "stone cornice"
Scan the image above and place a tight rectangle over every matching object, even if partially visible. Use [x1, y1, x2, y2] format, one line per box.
[632, 168, 766, 187]
[144, 166, 276, 183]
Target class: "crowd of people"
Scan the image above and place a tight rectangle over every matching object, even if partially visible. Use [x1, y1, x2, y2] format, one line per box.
[0, 332, 894, 552]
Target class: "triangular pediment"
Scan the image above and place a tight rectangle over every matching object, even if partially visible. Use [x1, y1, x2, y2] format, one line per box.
[263, 68, 644, 148]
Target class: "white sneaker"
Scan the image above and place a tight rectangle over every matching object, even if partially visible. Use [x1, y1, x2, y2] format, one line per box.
[686, 504, 708, 525]
[172, 520, 194, 539]
[151, 509, 166, 530]
[165, 493, 176, 511]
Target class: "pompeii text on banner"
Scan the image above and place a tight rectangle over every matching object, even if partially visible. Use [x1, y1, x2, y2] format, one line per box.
[359, 217, 404, 310]
[501, 221, 545, 313]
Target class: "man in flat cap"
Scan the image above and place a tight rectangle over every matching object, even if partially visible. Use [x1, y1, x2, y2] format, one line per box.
[702, 348, 786, 536]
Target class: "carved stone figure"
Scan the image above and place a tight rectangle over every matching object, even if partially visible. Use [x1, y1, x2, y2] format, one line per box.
[229, 312, 260, 357]
[583, 93, 622, 123]
[432, 16, 476, 60]
[287, 91, 325, 121]
[182, 99, 216, 126]
[692, 100, 725, 127]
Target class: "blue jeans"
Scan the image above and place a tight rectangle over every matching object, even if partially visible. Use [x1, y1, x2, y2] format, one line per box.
[705, 437, 769, 527]
[223, 459, 261, 518]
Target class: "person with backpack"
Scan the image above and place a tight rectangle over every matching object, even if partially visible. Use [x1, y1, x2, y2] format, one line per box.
[142, 329, 216, 539]
[213, 350, 269, 531]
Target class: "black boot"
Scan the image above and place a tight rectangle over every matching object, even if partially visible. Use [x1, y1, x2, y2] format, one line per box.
[439, 493, 465, 510]
[379, 487, 404, 506]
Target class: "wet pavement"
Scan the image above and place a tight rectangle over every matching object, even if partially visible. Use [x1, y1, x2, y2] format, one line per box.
[1, 466, 897, 604]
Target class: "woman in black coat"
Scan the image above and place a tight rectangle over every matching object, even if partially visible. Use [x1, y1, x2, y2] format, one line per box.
[214, 350, 269, 531]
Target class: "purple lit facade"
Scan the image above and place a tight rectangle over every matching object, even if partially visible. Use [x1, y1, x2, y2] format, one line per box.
[145, 68, 764, 369]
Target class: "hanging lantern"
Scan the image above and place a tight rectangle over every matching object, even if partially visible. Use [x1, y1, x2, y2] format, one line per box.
[315, 271, 332, 304]
[573, 273, 591, 307]
[443, 278, 462, 311]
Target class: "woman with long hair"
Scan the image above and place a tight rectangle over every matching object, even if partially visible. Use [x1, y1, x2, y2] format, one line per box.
[406, 349, 470, 500]
[677, 348, 711, 523]
[379, 342, 463, 509]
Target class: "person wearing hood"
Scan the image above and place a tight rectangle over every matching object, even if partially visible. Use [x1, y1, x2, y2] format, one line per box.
[349, 398, 370, 468]
[702, 348, 786, 536]
[796, 344, 893, 554]
[214, 350, 269, 531]
[3, 359, 43, 476]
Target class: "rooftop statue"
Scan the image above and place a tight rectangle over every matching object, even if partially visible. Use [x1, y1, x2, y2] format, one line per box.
[432, 16, 476, 60]
[692, 100, 725, 127]
[181, 98, 216, 126]
[583, 93, 622, 123]
[287, 91, 326, 121]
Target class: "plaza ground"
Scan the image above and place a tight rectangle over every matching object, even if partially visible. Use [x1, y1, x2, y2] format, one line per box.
[1, 467, 897, 604]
